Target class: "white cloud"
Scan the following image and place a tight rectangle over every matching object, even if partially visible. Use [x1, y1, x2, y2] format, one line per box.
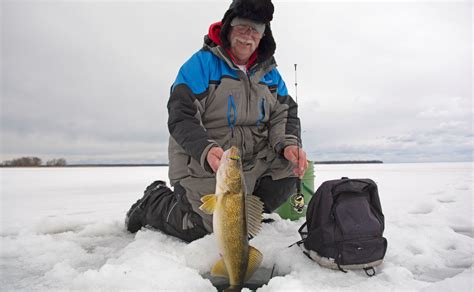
[1, 1, 472, 163]
[418, 97, 471, 119]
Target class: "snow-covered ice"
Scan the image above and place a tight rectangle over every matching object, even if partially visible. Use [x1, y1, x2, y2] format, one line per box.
[1, 162, 473, 291]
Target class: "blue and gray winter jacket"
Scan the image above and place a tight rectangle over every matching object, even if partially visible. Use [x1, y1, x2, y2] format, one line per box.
[167, 23, 301, 216]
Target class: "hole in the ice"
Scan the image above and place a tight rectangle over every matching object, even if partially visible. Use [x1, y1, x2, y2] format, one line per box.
[202, 266, 276, 290]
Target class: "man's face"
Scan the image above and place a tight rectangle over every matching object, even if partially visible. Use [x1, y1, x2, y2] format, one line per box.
[228, 25, 263, 65]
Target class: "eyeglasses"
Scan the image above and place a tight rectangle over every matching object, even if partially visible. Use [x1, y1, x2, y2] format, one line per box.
[232, 25, 263, 37]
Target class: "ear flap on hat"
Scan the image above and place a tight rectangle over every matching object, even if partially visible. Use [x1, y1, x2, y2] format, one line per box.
[219, 10, 236, 49]
[256, 24, 276, 63]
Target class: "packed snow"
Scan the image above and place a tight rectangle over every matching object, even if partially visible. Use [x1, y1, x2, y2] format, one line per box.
[1, 162, 473, 291]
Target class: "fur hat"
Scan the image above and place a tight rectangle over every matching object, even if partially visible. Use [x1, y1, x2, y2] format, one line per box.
[219, 0, 276, 63]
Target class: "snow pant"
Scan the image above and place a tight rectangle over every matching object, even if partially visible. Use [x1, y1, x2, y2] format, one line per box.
[125, 176, 298, 242]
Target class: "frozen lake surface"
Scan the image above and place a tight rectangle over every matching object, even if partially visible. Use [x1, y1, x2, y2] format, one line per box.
[1, 162, 473, 291]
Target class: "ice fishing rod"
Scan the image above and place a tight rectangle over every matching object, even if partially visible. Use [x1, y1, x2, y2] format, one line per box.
[292, 63, 305, 213]
[294, 64, 300, 180]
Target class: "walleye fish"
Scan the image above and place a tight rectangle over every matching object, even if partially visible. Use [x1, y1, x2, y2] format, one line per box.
[199, 146, 264, 290]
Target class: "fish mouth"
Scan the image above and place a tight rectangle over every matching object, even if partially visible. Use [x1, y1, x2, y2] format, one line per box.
[229, 155, 240, 161]
[227, 146, 241, 161]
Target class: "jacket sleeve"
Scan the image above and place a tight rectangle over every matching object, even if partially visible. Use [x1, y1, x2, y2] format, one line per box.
[167, 52, 218, 170]
[266, 68, 301, 154]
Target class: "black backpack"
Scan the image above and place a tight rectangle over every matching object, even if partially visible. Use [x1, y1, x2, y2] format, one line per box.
[297, 177, 387, 276]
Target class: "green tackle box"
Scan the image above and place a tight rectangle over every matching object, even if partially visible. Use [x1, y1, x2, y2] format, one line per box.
[275, 161, 314, 220]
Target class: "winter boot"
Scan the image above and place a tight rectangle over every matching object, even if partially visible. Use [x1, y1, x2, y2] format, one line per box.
[125, 180, 167, 233]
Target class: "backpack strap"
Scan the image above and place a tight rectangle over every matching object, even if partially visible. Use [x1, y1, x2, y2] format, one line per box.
[335, 253, 348, 273]
[298, 221, 308, 237]
[337, 264, 348, 273]
[364, 267, 376, 277]
[288, 239, 305, 248]
[288, 222, 308, 248]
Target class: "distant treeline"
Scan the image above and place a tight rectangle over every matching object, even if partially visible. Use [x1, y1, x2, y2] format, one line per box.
[66, 163, 169, 167]
[1, 156, 67, 167]
[1, 158, 383, 167]
[314, 160, 383, 164]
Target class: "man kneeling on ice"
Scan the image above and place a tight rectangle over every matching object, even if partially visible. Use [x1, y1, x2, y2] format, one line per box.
[125, 0, 308, 243]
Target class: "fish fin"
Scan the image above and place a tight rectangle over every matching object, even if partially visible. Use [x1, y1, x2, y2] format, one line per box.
[200, 194, 215, 203]
[246, 194, 264, 237]
[199, 194, 217, 214]
[211, 257, 228, 278]
[245, 245, 263, 281]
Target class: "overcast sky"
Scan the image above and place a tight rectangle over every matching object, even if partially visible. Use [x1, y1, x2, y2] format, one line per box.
[1, 0, 472, 164]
